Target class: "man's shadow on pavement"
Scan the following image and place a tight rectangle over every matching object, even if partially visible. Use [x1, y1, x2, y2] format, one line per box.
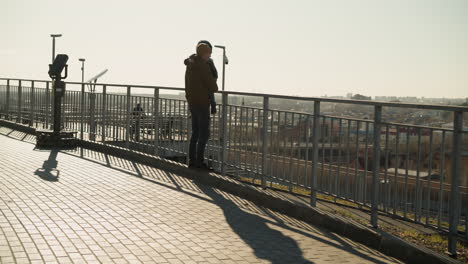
[194, 182, 313, 264]
[34, 149, 60, 182]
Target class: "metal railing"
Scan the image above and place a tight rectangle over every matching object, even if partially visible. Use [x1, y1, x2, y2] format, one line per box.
[0, 77, 467, 255]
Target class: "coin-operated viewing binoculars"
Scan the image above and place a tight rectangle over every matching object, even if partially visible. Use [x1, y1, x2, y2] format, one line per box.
[49, 54, 68, 102]
[49, 54, 68, 79]
[36, 54, 77, 148]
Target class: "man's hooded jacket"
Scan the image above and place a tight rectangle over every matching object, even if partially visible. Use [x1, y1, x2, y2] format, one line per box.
[184, 54, 218, 106]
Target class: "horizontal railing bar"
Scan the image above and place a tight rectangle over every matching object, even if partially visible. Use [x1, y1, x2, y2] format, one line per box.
[223, 93, 468, 112]
[0, 78, 50, 84]
[267, 110, 373, 123]
[1, 77, 468, 112]
[228, 105, 263, 111]
[321, 114, 373, 123]
[382, 122, 455, 131]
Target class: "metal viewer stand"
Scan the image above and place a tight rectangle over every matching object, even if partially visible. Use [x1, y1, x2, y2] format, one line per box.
[36, 54, 78, 148]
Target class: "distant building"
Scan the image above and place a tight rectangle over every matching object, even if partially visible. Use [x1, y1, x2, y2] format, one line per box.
[351, 94, 371, 100]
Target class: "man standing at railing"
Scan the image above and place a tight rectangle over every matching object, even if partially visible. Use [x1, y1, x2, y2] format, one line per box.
[185, 42, 219, 170]
[185, 40, 218, 114]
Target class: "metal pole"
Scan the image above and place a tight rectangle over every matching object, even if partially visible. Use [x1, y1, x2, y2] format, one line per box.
[448, 110, 463, 256]
[221, 93, 228, 175]
[310, 101, 320, 206]
[261, 96, 269, 189]
[81, 61, 85, 83]
[125, 86, 131, 149]
[215, 45, 226, 91]
[465, 205, 468, 241]
[89, 92, 96, 141]
[80, 83, 85, 140]
[50, 34, 62, 63]
[80, 82, 85, 156]
[45, 82, 50, 128]
[30, 81, 35, 126]
[102, 85, 107, 143]
[52, 38, 55, 63]
[222, 49, 226, 91]
[153, 88, 160, 156]
[52, 80, 62, 134]
[6, 79, 10, 120]
[17, 80, 22, 123]
[371, 105, 382, 228]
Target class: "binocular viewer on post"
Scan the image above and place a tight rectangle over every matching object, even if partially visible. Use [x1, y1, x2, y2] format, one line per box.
[48, 54, 69, 80]
[36, 53, 77, 147]
[48, 54, 69, 97]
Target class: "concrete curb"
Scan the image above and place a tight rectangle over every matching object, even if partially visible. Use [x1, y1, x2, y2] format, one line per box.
[0, 120, 461, 264]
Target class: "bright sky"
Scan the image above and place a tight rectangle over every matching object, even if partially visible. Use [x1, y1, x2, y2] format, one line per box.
[1, 0, 467, 98]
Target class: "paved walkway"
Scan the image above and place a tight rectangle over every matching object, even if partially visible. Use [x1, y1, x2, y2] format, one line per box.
[0, 128, 401, 264]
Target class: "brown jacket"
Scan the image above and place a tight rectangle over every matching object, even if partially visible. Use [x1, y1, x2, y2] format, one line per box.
[185, 54, 218, 106]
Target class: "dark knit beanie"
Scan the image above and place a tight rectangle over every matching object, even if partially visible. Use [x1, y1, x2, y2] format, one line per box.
[198, 40, 213, 50]
[196, 43, 212, 56]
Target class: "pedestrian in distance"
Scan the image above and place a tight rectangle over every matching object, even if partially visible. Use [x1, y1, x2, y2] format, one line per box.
[131, 103, 145, 141]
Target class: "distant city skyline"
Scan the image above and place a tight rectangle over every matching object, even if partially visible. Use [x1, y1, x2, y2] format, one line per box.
[1, 0, 467, 98]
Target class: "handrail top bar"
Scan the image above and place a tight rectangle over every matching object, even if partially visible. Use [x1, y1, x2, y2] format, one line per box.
[1, 77, 467, 112]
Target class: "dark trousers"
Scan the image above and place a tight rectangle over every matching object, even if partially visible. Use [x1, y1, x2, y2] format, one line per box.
[189, 105, 210, 165]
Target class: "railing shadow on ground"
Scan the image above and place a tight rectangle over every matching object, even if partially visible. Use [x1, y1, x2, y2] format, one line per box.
[0, 127, 402, 262]
[63, 144, 398, 263]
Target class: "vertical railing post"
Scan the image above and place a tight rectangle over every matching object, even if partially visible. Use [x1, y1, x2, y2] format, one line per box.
[261, 96, 269, 189]
[80, 82, 85, 156]
[448, 110, 463, 256]
[6, 79, 10, 120]
[221, 93, 228, 175]
[153, 88, 160, 156]
[465, 203, 468, 241]
[371, 105, 382, 228]
[305, 115, 311, 187]
[101, 85, 107, 143]
[310, 100, 320, 206]
[30, 81, 35, 127]
[45, 82, 50, 129]
[186, 101, 191, 165]
[80, 83, 85, 139]
[89, 91, 96, 141]
[125, 86, 131, 149]
[17, 80, 22, 123]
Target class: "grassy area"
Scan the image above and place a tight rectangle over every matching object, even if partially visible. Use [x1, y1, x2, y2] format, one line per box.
[237, 176, 468, 262]
[394, 229, 467, 263]
[334, 207, 468, 262]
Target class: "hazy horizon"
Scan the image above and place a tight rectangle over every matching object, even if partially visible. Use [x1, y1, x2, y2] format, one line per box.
[2, 0, 467, 98]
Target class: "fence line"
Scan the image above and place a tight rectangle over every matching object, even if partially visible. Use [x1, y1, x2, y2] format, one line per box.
[0, 78, 466, 255]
